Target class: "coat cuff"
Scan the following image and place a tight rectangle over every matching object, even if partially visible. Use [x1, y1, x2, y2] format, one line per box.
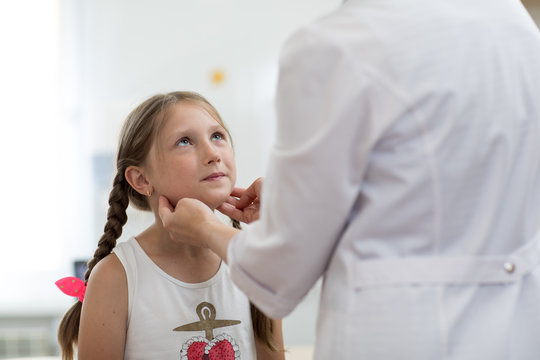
[227, 236, 298, 319]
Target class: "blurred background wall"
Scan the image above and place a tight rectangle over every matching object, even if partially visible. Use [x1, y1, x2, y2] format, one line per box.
[0, 0, 539, 358]
[0, 0, 340, 358]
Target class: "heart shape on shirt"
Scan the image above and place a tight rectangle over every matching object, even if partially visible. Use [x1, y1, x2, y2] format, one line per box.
[181, 333, 239, 360]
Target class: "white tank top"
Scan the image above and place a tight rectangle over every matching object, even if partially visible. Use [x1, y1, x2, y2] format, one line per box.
[114, 237, 257, 360]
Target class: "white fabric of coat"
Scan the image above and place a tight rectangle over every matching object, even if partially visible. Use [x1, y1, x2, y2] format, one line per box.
[228, 0, 540, 358]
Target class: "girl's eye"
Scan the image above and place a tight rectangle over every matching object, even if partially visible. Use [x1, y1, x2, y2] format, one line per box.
[176, 137, 191, 147]
[212, 132, 225, 141]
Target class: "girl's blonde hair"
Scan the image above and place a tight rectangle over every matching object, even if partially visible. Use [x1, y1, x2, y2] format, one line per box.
[57, 91, 277, 359]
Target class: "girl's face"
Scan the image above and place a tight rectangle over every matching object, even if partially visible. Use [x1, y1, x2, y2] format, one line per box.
[146, 102, 236, 210]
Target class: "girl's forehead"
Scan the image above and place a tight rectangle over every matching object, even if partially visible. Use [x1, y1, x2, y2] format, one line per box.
[164, 102, 221, 127]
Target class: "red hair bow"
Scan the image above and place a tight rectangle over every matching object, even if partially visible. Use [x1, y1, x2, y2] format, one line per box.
[55, 277, 86, 303]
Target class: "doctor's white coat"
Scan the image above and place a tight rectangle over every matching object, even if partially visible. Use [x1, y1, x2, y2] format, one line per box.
[228, 0, 540, 358]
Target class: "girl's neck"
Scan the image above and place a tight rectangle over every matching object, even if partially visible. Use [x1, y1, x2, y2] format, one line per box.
[136, 222, 212, 257]
[134, 220, 221, 284]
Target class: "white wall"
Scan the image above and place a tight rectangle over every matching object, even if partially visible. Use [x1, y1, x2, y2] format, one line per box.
[0, 0, 76, 317]
[72, 0, 340, 243]
[0, 1, 341, 356]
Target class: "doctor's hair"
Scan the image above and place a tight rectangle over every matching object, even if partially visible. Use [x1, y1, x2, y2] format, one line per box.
[57, 91, 278, 359]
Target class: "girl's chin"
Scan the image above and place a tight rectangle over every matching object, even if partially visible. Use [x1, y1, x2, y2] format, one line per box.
[204, 189, 233, 208]
[163, 189, 232, 211]
[197, 194, 230, 210]
[206, 199, 228, 211]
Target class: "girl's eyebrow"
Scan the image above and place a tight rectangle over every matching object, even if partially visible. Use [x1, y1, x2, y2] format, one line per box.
[165, 123, 225, 142]
[162, 129, 192, 148]
[209, 124, 226, 132]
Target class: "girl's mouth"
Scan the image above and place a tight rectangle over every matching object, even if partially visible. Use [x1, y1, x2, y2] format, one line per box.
[203, 172, 225, 181]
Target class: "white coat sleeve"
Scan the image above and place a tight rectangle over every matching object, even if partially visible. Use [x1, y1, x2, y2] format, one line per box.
[227, 25, 397, 318]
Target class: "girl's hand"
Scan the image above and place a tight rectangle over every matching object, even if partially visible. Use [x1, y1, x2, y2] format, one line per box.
[217, 177, 263, 224]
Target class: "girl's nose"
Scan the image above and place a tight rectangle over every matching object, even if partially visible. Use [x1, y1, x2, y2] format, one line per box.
[203, 142, 221, 165]
[207, 152, 221, 165]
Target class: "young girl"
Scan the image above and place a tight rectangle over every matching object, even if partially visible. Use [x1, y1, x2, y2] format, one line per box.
[56, 91, 284, 360]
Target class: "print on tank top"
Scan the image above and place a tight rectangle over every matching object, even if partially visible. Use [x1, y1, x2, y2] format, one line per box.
[175, 301, 242, 359]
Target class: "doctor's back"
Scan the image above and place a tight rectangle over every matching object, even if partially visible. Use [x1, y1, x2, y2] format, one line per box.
[255, 0, 540, 358]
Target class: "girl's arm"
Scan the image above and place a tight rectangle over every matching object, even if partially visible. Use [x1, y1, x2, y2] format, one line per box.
[255, 319, 285, 360]
[78, 254, 128, 360]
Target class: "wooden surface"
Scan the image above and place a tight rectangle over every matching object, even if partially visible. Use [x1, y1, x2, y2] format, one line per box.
[523, 0, 540, 6]
[286, 345, 314, 360]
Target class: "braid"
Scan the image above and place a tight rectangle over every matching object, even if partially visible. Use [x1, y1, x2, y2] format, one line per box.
[250, 303, 278, 351]
[57, 172, 129, 360]
[84, 172, 129, 280]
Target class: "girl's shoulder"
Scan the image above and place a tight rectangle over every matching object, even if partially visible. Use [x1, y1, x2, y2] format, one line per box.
[87, 252, 127, 291]
[78, 252, 128, 358]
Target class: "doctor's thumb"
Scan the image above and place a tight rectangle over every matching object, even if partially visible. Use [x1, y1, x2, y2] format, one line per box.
[158, 196, 174, 224]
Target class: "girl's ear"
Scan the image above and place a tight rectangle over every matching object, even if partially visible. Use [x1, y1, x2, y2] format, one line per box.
[124, 166, 153, 196]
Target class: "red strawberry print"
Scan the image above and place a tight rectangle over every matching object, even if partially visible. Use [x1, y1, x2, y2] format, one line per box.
[181, 333, 239, 360]
[181, 337, 208, 360]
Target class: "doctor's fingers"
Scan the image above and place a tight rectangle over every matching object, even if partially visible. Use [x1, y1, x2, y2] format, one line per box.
[217, 201, 244, 220]
[221, 194, 259, 207]
[235, 178, 263, 209]
[229, 187, 247, 199]
[222, 195, 240, 207]
[217, 201, 259, 224]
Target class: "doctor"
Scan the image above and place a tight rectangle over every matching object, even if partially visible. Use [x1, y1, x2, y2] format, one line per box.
[159, 0, 540, 358]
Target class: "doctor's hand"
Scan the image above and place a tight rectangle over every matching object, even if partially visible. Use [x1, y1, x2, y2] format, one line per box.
[158, 197, 215, 247]
[217, 177, 263, 224]
[158, 196, 238, 260]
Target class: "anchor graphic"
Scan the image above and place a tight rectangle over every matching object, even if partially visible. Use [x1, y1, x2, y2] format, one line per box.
[174, 301, 241, 340]
[175, 302, 242, 359]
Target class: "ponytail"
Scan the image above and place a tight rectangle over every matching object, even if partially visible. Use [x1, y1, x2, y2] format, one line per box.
[57, 172, 130, 360]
